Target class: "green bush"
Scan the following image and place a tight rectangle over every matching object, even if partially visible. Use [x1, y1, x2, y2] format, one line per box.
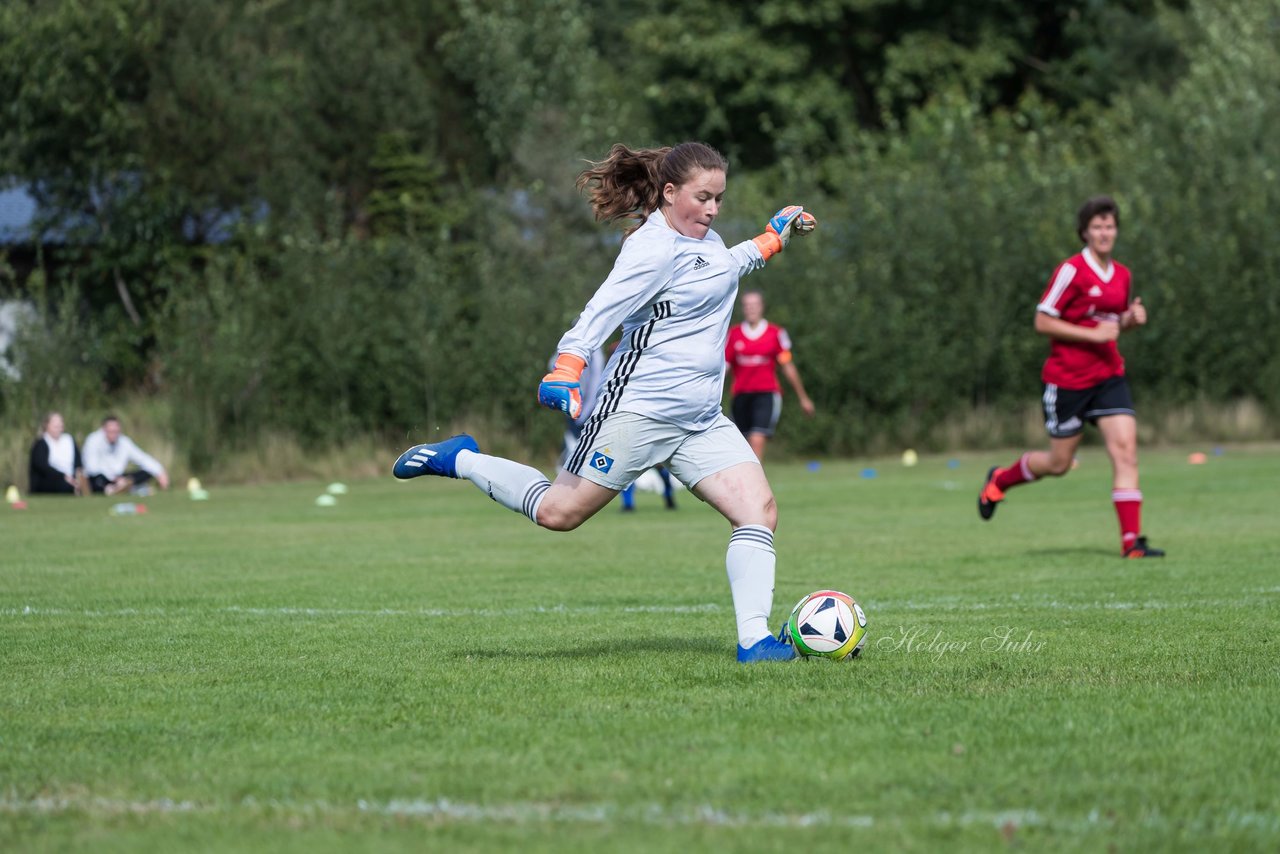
[4, 0, 1276, 470]
[158, 190, 613, 470]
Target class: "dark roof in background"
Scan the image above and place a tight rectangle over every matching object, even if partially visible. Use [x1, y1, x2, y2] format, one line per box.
[1, 180, 260, 246]
[0, 185, 39, 245]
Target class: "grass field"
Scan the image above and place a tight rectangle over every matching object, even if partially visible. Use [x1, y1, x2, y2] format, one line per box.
[3, 446, 1278, 851]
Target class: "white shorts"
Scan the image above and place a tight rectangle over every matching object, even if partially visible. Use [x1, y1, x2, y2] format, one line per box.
[565, 411, 758, 492]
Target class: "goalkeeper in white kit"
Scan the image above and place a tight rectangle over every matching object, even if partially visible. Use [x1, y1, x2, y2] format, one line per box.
[394, 141, 815, 663]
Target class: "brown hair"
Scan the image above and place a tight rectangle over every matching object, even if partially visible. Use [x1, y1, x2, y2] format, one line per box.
[577, 142, 728, 233]
[1077, 195, 1119, 243]
[38, 411, 62, 437]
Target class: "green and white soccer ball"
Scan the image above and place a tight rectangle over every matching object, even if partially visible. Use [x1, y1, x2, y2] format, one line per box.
[786, 590, 868, 660]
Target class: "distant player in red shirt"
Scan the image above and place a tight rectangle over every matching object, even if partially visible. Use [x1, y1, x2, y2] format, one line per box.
[726, 290, 814, 461]
[978, 196, 1164, 558]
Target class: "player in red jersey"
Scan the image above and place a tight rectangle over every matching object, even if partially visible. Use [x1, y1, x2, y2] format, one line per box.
[726, 290, 814, 461]
[978, 196, 1164, 558]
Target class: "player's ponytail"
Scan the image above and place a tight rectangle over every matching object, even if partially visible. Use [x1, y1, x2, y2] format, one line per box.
[578, 142, 728, 235]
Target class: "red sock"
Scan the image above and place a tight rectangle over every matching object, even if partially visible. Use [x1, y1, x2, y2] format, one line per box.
[993, 453, 1038, 491]
[1113, 489, 1142, 552]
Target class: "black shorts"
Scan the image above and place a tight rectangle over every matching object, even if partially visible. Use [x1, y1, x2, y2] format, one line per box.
[731, 392, 782, 437]
[1042, 376, 1135, 438]
[89, 470, 153, 494]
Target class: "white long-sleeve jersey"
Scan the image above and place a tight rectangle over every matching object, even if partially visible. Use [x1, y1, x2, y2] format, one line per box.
[82, 429, 166, 480]
[556, 211, 765, 430]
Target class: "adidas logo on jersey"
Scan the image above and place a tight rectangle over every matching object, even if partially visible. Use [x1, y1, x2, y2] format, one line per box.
[1088, 285, 1103, 297]
[692, 256, 710, 271]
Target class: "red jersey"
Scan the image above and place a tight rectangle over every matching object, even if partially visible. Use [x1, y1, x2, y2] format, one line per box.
[1036, 249, 1131, 389]
[726, 321, 792, 395]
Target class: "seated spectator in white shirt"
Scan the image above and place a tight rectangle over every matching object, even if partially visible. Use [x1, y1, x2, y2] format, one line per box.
[82, 415, 170, 495]
[28, 412, 84, 495]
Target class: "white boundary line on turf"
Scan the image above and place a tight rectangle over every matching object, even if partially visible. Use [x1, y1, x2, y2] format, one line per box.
[1, 794, 1277, 835]
[221, 603, 726, 617]
[357, 797, 878, 828]
[0, 796, 204, 816]
[864, 599, 1195, 612]
[867, 593, 1280, 612]
[0, 604, 725, 618]
[3, 592, 1275, 620]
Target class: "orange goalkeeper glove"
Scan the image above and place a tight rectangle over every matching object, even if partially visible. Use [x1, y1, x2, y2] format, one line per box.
[538, 353, 587, 419]
[751, 205, 817, 262]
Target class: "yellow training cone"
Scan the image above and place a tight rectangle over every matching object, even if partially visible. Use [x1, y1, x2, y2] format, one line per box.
[4, 485, 19, 504]
[187, 477, 203, 493]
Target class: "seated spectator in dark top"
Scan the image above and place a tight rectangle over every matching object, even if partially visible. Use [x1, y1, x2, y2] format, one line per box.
[82, 415, 170, 495]
[28, 412, 83, 495]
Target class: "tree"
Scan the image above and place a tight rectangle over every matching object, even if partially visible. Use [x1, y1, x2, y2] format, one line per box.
[607, 0, 1189, 171]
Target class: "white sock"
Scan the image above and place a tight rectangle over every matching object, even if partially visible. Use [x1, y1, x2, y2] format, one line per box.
[726, 525, 776, 647]
[454, 450, 550, 524]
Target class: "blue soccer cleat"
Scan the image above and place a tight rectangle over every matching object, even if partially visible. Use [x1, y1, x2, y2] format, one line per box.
[737, 632, 797, 663]
[393, 434, 479, 480]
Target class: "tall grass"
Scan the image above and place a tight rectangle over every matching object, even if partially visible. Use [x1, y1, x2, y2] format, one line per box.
[5, 393, 1275, 493]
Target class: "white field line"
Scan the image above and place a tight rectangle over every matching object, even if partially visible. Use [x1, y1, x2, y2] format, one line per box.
[0, 604, 724, 619]
[0, 794, 1276, 835]
[2, 590, 1276, 620]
